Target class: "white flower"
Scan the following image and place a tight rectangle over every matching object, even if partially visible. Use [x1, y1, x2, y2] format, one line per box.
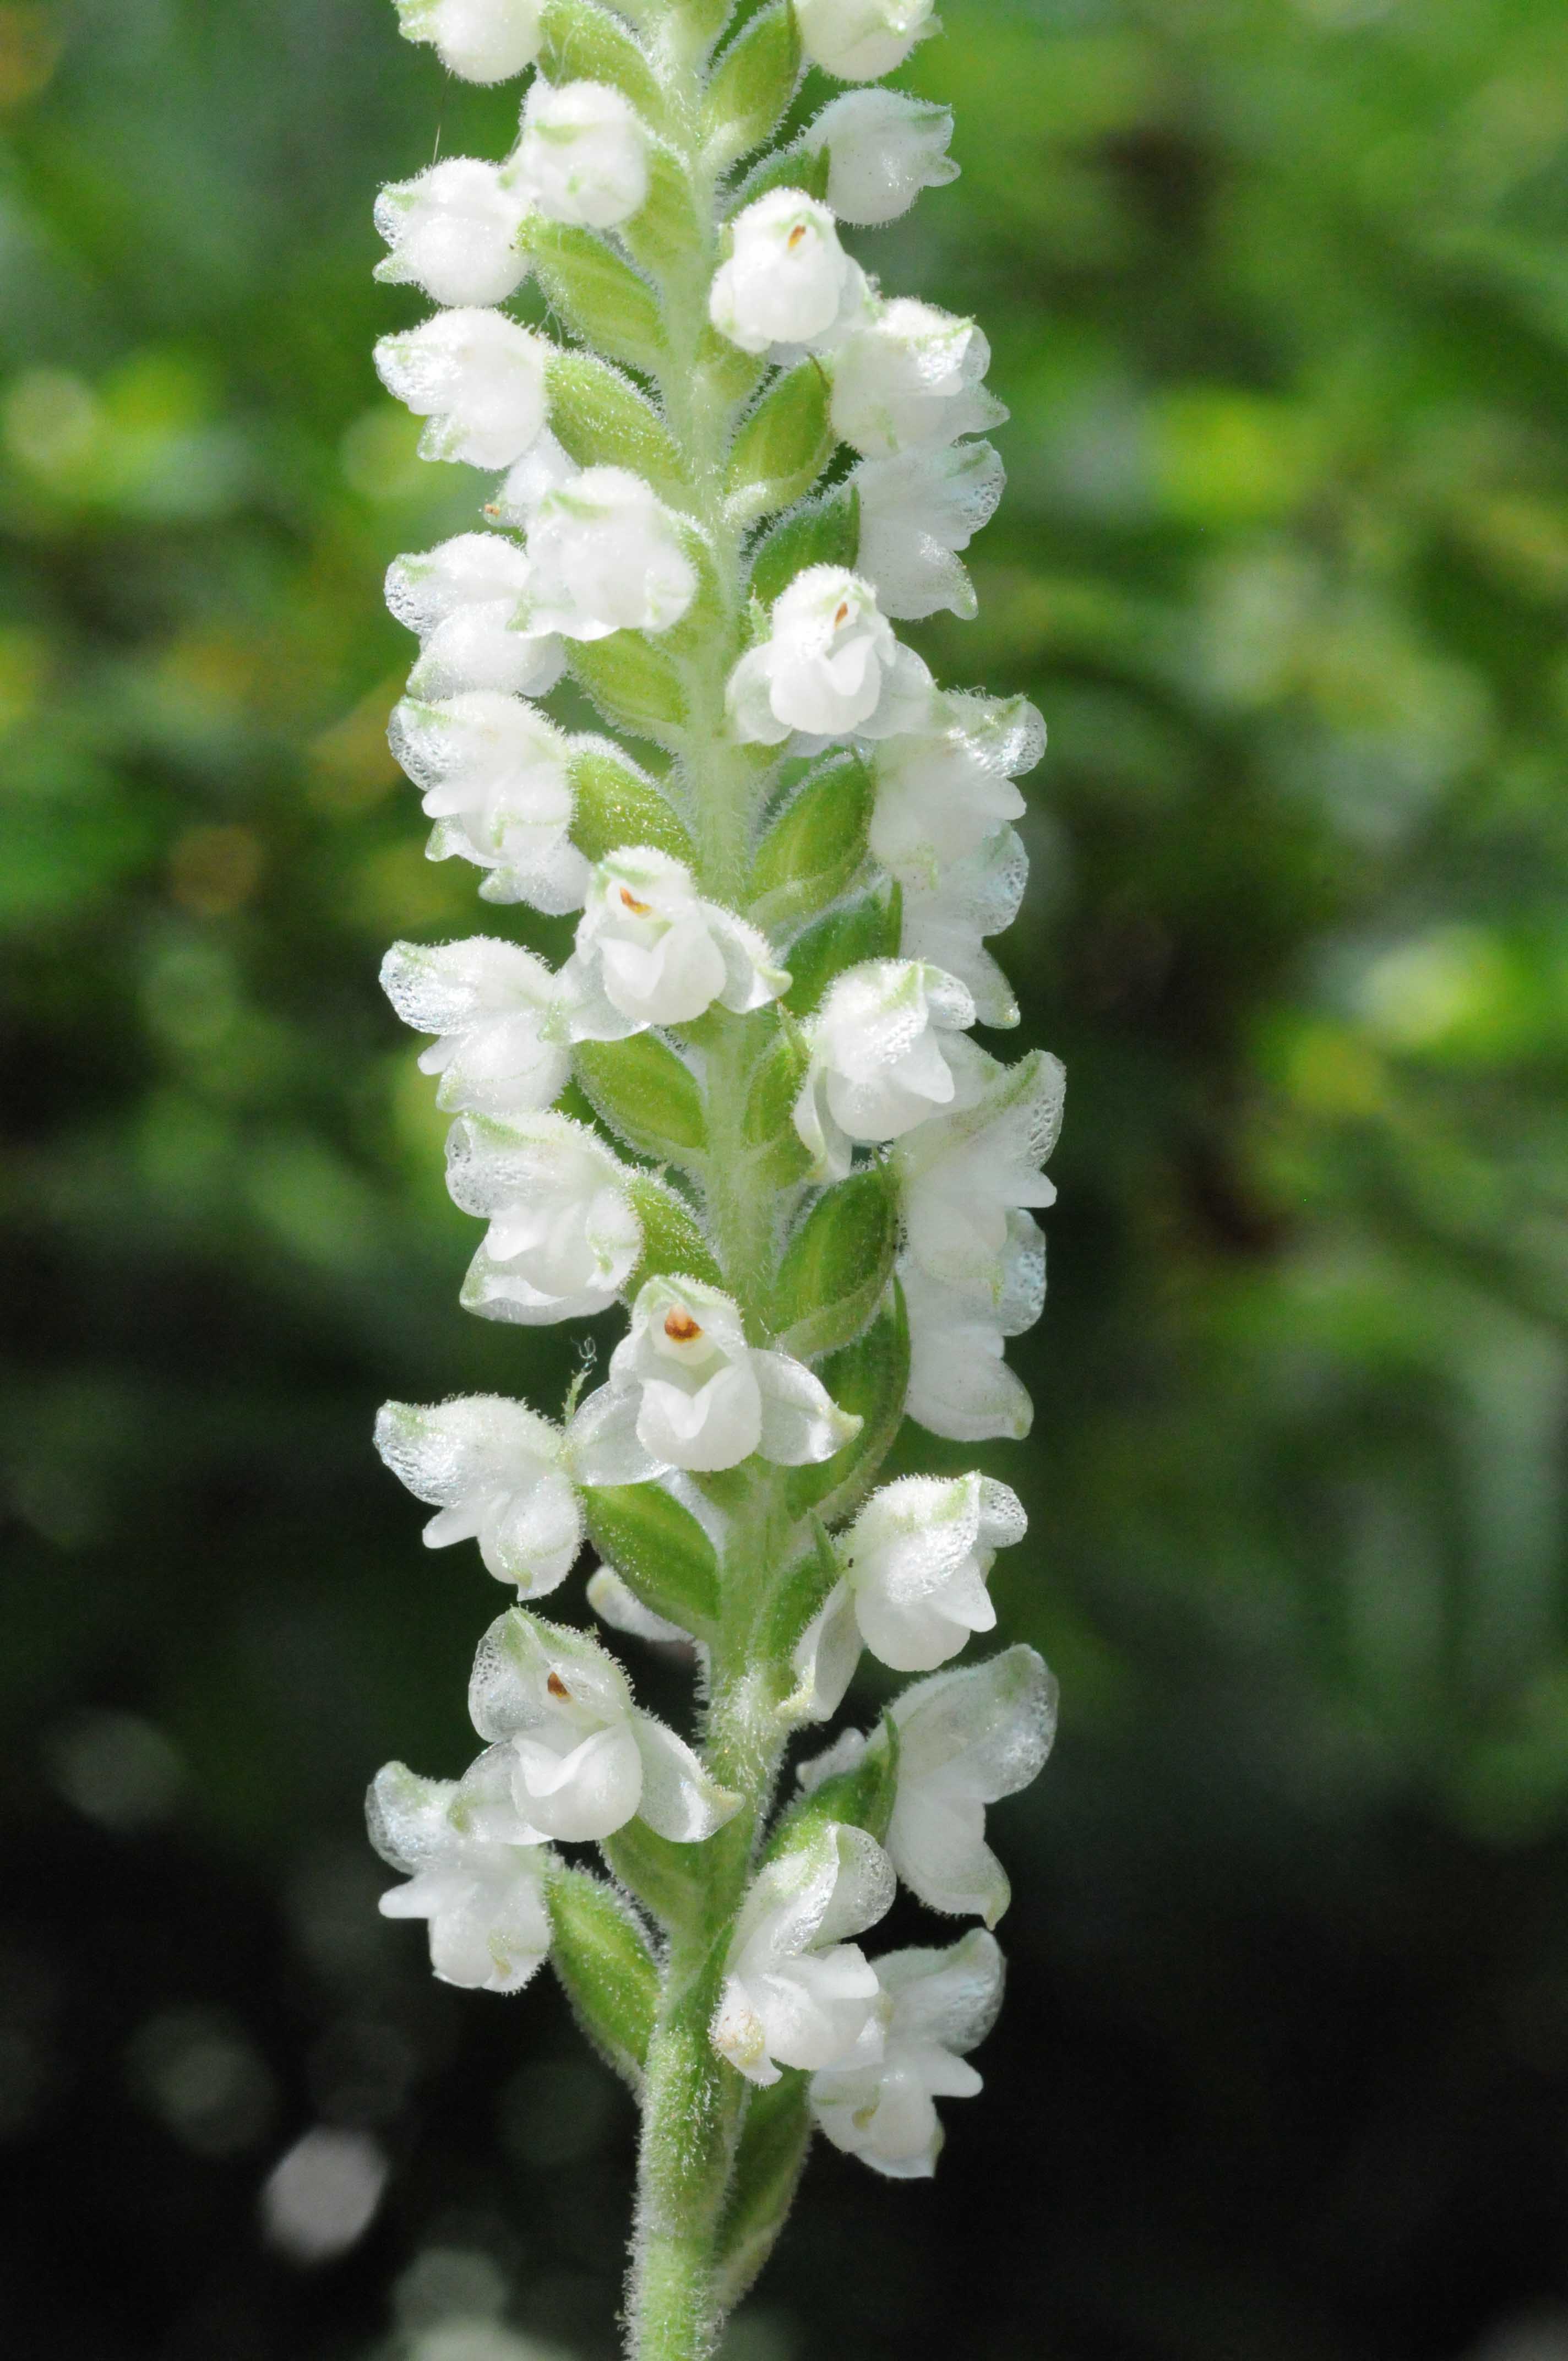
[901, 1248, 1041, 1445]
[830, 297, 1007, 459]
[521, 467, 698, 641]
[567, 1275, 861, 1483]
[900, 826, 1027, 1030]
[727, 567, 932, 747]
[788, 1472, 1026, 1720]
[804, 90, 958, 225]
[895, 1037, 1064, 1299]
[469, 1608, 739, 1845]
[446, 1110, 643, 1324]
[886, 1647, 1058, 1925]
[560, 847, 788, 1036]
[842, 1473, 1026, 1671]
[853, 440, 1004, 621]
[708, 190, 873, 358]
[810, 1930, 1002, 2177]
[375, 1395, 584, 1594]
[369, 1754, 552, 1993]
[711, 1822, 895, 2086]
[394, 0, 542, 84]
[794, 0, 936, 82]
[514, 79, 650, 230]
[486, 428, 580, 530]
[388, 695, 586, 913]
[869, 691, 1043, 888]
[375, 307, 549, 471]
[374, 158, 533, 308]
[792, 959, 975, 1183]
[386, 535, 564, 702]
[380, 937, 571, 1116]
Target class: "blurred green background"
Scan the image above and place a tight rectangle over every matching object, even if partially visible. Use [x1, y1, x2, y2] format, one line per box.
[6, 0, 1568, 2354]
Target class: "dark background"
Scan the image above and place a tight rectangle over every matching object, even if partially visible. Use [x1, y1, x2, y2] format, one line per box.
[6, 0, 1568, 2355]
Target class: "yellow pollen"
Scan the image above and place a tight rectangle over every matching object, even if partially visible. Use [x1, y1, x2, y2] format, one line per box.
[619, 886, 652, 915]
[664, 1309, 703, 1344]
[547, 1671, 570, 1700]
[833, 601, 850, 627]
[787, 222, 808, 249]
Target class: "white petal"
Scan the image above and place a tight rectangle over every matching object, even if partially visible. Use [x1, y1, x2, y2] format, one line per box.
[564, 1384, 669, 1488]
[785, 1580, 863, 1723]
[630, 1712, 741, 1842]
[752, 1350, 862, 1466]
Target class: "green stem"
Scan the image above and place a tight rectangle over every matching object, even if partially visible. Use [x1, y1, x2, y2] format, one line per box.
[624, 25, 793, 2356]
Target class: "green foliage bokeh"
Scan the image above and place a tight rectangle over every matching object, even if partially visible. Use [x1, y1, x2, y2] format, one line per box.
[5, 1, 1568, 2356]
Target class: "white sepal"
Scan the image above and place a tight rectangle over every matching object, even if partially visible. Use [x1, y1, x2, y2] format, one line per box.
[586, 1566, 691, 1645]
[447, 1110, 642, 1324]
[804, 90, 958, 225]
[853, 440, 1004, 621]
[708, 189, 873, 358]
[810, 1929, 1002, 2177]
[786, 1579, 863, 1723]
[515, 78, 650, 231]
[711, 1821, 895, 2086]
[870, 692, 1043, 888]
[727, 567, 932, 747]
[380, 936, 571, 1114]
[374, 158, 533, 308]
[793, 0, 936, 81]
[565, 1275, 860, 1482]
[375, 1396, 584, 1594]
[394, 0, 542, 84]
[900, 1250, 1039, 1444]
[374, 308, 549, 471]
[887, 1647, 1057, 1925]
[368, 1753, 552, 1993]
[522, 467, 698, 641]
[469, 1608, 738, 1843]
[486, 430, 580, 530]
[841, 1472, 1026, 1672]
[386, 537, 564, 702]
[792, 958, 976, 1182]
[830, 298, 1007, 460]
[901, 826, 1028, 1030]
[895, 1036, 1064, 1298]
[560, 847, 789, 1035]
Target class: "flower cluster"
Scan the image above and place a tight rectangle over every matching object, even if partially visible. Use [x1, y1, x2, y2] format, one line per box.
[368, 0, 1064, 2341]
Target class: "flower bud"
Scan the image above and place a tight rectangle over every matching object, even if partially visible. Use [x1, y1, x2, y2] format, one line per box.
[853, 439, 1004, 621]
[374, 157, 533, 308]
[469, 1608, 739, 1842]
[522, 467, 698, 641]
[369, 1754, 552, 1993]
[374, 1395, 584, 1593]
[810, 1930, 1001, 2177]
[726, 566, 933, 746]
[709, 189, 872, 358]
[381, 935, 572, 1113]
[869, 692, 1042, 886]
[830, 297, 1007, 459]
[566, 1275, 861, 1482]
[388, 694, 586, 913]
[711, 1823, 895, 2086]
[804, 90, 957, 224]
[793, 958, 976, 1181]
[840, 1472, 1026, 1672]
[794, 0, 935, 83]
[394, 0, 542, 83]
[562, 847, 788, 1035]
[375, 307, 550, 471]
[515, 78, 651, 230]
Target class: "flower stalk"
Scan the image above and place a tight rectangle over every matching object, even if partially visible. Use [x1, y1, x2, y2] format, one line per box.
[369, 1, 1063, 2352]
